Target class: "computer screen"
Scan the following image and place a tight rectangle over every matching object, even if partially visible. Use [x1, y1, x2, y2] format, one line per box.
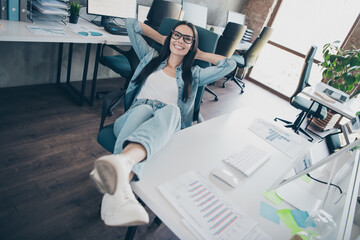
[268, 139, 360, 191]
[87, 0, 137, 26]
[182, 2, 207, 28]
[227, 11, 245, 25]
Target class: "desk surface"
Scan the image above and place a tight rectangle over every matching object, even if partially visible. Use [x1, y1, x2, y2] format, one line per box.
[0, 18, 131, 45]
[131, 108, 324, 239]
[302, 82, 360, 120]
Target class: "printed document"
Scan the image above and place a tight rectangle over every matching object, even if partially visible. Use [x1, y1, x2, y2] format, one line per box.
[158, 171, 259, 240]
[248, 118, 310, 158]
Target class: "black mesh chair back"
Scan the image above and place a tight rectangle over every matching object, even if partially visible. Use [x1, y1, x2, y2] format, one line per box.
[291, 45, 317, 100]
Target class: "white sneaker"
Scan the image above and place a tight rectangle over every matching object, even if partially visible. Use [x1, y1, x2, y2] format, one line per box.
[90, 154, 149, 226]
[101, 193, 149, 226]
[90, 154, 133, 195]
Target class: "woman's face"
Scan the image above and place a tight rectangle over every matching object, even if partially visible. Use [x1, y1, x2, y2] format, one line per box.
[169, 24, 194, 57]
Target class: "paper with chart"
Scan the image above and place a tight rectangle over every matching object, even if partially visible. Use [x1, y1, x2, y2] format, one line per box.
[248, 118, 310, 159]
[158, 171, 258, 240]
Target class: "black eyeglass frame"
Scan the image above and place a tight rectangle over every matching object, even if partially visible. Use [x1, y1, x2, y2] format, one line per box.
[171, 30, 194, 44]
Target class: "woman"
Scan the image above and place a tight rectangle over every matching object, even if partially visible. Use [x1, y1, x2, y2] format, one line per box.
[90, 18, 236, 227]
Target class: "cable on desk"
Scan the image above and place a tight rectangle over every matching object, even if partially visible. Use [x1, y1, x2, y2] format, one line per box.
[306, 173, 343, 194]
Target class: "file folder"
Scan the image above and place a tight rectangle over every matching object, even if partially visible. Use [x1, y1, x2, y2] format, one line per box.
[8, 0, 19, 21]
[19, 0, 26, 21]
[0, 0, 7, 19]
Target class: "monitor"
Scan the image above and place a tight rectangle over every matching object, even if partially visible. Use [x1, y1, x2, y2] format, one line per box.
[182, 1, 207, 28]
[87, 0, 137, 26]
[227, 11, 245, 25]
[269, 139, 360, 191]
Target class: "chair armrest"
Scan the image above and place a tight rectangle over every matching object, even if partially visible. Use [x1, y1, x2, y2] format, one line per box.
[99, 90, 126, 131]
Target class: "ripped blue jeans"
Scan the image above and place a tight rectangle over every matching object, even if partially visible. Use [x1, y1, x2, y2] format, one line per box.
[113, 99, 181, 180]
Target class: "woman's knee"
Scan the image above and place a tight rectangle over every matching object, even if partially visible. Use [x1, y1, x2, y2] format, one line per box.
[162, 104, 181, 119]
[114, 104, 153, 136]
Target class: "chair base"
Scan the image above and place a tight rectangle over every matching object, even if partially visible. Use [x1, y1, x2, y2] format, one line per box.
[205, 86, 218, 101]
[274, 112, 314, 142]
[222, 68, 246, 94]
[223, 76, 245, 94]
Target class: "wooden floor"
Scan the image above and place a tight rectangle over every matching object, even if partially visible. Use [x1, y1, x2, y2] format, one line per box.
[0, 78, 292, 240]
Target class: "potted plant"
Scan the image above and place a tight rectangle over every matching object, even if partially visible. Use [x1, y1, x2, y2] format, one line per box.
[69, 1, 81, 24]
[321, 41, 360, 99]
[311, 41, 360, 131]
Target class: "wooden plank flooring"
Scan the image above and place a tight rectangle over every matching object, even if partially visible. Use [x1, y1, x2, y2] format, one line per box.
[0, 78, 290, 240]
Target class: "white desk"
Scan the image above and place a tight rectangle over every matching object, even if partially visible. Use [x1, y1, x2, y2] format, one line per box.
[0, 17, 131, 105]
[131, 107, 359, 239]
[300, 82, 360, 140]
[302, 82, 359, 120]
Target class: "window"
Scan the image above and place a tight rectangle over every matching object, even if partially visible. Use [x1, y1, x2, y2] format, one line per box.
[249, 0, 360, 97]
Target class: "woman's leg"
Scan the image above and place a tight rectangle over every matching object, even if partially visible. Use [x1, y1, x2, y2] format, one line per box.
[91, 104, 181, 226]
[125, 104, 181, 179]
[113, 104, 154, 155]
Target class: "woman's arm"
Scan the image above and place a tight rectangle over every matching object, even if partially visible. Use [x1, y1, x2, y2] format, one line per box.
[126, 18, 154, 59]
[139, 22, 167, 45]
[195, 49, 226, 65]
[194, 51, 237, 86]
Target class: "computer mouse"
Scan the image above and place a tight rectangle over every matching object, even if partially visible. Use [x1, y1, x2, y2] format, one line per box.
[211, 168, 238, 188]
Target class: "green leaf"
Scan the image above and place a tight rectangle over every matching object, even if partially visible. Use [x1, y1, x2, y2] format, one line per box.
[347, 84, 354, 92]
[335, 65, 343, 72]
[339, 84, 346, 91]
[355, 74, 360, 83]
[327, 70, 333, 78]
[345, 75, 355, 85]
[324, 53, 330, 61]
[343, 58, 350, 66]
[330, 55, 337, 63]
[350, 57, 358, 67]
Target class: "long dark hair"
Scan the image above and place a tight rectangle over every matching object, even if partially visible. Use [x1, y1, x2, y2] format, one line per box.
[134, 21, 198, 102]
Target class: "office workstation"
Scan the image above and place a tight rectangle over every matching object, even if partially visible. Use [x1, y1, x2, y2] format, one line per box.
[0, 0, 359, 239]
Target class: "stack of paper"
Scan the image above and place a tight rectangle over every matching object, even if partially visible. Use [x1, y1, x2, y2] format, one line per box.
[158, 171, 272, 240]
[29, 0, 69, 22]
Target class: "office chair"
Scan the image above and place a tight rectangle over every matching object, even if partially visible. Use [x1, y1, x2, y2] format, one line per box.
[144, 0, 182, 31]
[205, 22, 247, 101]
[223, 26, 273, 93]
[93, 45, 139, 96]
[274, 45, 327, 142]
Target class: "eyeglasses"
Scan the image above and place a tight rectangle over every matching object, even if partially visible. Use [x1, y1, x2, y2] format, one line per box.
[171, 30, 194, 44]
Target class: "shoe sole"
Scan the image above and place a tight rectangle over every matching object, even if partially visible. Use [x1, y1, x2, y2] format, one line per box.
[89, 170, 106, 194]
[92, 160, 117, 195]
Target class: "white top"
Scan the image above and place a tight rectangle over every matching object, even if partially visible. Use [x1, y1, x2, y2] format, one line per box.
[136, 70, 178, 105]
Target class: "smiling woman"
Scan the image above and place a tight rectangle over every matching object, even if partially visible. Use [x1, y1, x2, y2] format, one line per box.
[89, 17, 236, 227]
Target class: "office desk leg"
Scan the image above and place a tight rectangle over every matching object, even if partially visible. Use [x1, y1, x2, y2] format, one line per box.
[79, 43, 91, 106]
[59, 43, 95, 106]
[66, 43, 73, 85]
[56, 43, 63, 84]
[89, 43, 101, 106]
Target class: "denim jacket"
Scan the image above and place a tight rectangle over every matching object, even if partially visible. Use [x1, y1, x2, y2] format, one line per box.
[124, 18, 236, 129]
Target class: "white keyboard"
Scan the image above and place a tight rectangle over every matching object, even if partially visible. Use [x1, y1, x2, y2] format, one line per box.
[223, 145, 271, 176]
